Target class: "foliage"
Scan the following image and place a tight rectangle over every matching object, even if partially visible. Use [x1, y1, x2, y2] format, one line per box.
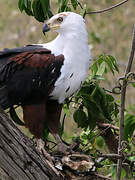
[73, 82, 119, 129]
[124, 112, 135, 141]
[72, 54, 119, 130]
[18, 0, 53, 22]
[63, 53, 135, 178]
[18, 0, 79, 22]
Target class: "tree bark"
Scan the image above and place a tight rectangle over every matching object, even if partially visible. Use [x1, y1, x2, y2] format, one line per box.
[0, 108, 63, 180]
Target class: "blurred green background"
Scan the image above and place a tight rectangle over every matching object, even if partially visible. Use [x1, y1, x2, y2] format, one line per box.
[0, 0, 135, 139]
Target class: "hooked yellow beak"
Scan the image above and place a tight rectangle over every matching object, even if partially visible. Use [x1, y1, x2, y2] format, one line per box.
[42, 23, 60, 35]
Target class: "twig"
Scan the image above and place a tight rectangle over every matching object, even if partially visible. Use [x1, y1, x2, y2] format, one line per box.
[61, 113, 66, 132]
[81, 125, 111, 152]
[86, 0, 129, 15]
[116, 25, 135, 180]
[77, 0, 83, 9]
[97, 122, 119, 131]
[99, 153, 122, 159]
[125, 35, 135, 75]
[93, 173, 111, 180]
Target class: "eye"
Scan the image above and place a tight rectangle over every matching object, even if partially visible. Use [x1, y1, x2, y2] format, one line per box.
[57, 17, 63, 23]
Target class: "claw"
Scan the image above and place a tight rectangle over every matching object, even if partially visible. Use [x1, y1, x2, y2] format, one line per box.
[56, 143, 69, 154]
[36, 138, 61, 176]
[52, 134, 74, 155]
[36, 139, 54, 163]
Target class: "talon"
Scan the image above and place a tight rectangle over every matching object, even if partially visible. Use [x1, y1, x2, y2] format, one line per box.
[36, 139, 54, 164]
[57, 143, 69, 153]
[53, 142, 74, 156]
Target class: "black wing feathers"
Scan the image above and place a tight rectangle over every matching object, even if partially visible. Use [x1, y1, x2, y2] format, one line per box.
[0, 86, 10, 109]
[7, 60, 63, 105]
[0, 45, 46, 57]
[0, 46, 64, 109]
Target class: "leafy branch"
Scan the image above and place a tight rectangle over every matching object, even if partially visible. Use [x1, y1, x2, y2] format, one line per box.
[116, 25, 135, 180]
[18, 0, 53, 22]
[18, 0, 130, 21]
[82, 0, 130, 17]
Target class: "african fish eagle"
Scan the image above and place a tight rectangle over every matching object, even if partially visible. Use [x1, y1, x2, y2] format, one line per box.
[0, 12, 91, 153]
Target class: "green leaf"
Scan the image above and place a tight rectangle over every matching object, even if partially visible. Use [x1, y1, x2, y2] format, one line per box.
[92, 54, 119, 77]
[18, 0, 32, 15]
[132, 82, 135, 88]
[121, 168, 126, 179]
[75, 82, 119, 131]
[66, 6, 72, 11]
[40, 0, 49, 16]
[47, 8, 53, 18]
[63, 103, 70, 116]
[90, 32, 101, 43]
[32, 0, 46, 22]
[58, 0, 62, 5]
[83, 100, 99, 129]
[124, 114, 135, 140]
[40, 0, 53, 18]
[80, 129, 94, 145]
[96, 61, 106, 76]
[111, 165, 117, 180]
[71, 0, 77, 10]
[24, 0, 27, 7]
[104, 55, 114, 74]
[108, 55, 119, 73]
[73, 108, 88, 128]
[96, 136, 104, 148]
[92, 75, 104, 80]
[18, 0, 25, 12]
[58, 0, 69, 12]
[24, 0, 33, 16]
[18, 0, 52, 20]
[91, 61, 98, 76]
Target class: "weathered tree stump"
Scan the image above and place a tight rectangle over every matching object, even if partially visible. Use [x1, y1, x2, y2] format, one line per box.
[0, 108, 63, 180]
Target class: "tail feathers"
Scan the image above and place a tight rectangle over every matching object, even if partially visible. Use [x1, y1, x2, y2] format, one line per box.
[0, 86, 10, 110]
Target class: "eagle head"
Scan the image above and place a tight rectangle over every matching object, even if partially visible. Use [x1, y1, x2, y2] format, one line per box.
[42, 12, 85, 35]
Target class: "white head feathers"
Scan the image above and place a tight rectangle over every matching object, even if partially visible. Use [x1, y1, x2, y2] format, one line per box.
[43, 12, 87, 36]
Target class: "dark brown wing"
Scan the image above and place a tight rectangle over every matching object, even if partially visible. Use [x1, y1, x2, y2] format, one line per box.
[8, 49, 55, 68]
[0, 46, 64, 109]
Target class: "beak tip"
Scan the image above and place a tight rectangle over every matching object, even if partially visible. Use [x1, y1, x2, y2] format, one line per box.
[42, 24, 50, 35]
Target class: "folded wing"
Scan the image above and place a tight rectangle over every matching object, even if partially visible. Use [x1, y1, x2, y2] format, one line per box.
[0, 45, 64, 109]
